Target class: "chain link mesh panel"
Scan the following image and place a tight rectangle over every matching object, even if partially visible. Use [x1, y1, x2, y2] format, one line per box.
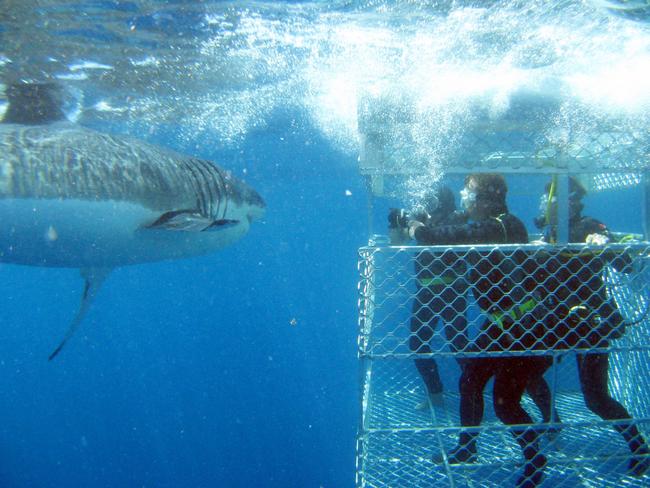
[357, 421, 650, 488]
[356, 242, 650, 487]
[358, 243, 650, 358]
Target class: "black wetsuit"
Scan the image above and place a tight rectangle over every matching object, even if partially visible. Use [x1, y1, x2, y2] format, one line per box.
[414, 211, 548, 480]
[410, 210, 469, 397]
[537, 216, 648, 461]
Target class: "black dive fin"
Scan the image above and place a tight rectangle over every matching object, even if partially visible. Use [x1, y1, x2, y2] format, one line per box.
[145, 210, 239, 232]
[48, 267, 112, 361]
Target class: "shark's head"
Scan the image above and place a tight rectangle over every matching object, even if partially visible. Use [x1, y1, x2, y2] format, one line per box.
[219, 169, 265, 224]
[241, 182, 266, 224]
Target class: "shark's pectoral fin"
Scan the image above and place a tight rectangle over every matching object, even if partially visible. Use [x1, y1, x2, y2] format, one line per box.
[203, 219, 240, 231]
[48, 267, 112, 361]
[144, 210, 239, 232]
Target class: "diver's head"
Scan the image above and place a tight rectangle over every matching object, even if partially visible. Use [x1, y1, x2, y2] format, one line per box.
[461, 173, 507, 219]
[412, 185, 456, 225]
[534, 176, 585, 229]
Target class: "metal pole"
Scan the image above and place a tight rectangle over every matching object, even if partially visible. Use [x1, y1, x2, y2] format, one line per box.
[641, 170, 650, 241]
[556, 173, 570, 244]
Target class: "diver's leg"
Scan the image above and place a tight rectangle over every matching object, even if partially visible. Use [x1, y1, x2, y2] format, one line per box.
[577, 352, 631, 420]
[440, 357, 496, 464]
[410, 286, 443, 399]
[494, 357, 547, 487]
[577, 352, 649, 475]
[525, 356, 561, 428]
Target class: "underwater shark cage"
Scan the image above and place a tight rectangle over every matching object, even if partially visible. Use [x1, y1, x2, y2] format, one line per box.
[354, 91, 650, 487]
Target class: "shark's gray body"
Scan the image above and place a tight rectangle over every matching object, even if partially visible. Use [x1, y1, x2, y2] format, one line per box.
[0, 122, 265, 267]
[0, 121, 265, 358]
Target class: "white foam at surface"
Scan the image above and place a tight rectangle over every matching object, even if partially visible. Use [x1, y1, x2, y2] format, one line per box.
[8, 1, 646, 193]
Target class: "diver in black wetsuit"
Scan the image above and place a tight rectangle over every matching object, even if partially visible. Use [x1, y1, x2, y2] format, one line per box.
[410, 174, 548, 488]
[533, 176, 650, 477]
[388, 186, 469, 408]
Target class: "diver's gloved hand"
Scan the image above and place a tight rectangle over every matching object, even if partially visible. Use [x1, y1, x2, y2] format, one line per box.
[586, 233, 609, 246]
[388, 208, 409, 229]
[408, 220, 425, 240]
[533, 216, 547, 230]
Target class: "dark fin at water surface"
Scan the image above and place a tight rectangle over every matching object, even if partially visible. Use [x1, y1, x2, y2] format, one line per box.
[48, 267, 112, 361]
[2, 82, 67, 125]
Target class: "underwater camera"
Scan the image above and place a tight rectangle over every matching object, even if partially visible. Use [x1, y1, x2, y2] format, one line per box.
[388, 208, 429, 229]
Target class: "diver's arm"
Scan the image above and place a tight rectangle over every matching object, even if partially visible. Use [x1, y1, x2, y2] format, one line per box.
[580, 217, 611, 241]
[412, 218, 505, 245]
[582, 217, 633, 273]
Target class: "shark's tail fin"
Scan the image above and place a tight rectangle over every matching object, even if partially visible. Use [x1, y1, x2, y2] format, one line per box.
[49, 267, 111, 361]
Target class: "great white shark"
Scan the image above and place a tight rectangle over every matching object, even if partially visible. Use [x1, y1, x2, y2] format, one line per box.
[0, 83, 265, 359]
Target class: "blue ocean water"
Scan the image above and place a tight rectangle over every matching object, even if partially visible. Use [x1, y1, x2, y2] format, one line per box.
[0, 117, 365, 487]
[1, 1, 650, 487]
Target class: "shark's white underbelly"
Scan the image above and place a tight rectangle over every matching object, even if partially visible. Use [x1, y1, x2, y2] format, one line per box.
[0, 198, 248, 267]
